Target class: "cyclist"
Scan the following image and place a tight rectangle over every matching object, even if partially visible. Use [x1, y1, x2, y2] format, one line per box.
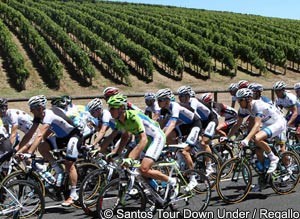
[200, 93, 237, 137]
[273, 81, 300, 128]
[107, 94, 178, 198]
[228, 88, 286, 174]
[18, 95, 82, 207]
[294, 82, 300, 102]
[144, 92, 160, 121]
[0, 98, 36, 153]
[247, 83, 272, 104]
[86, 98, 117, 150]
[51, 96, 95, 141]
[177, 87, 218, 176]
[228, 83, 238, 108]
[156, 88, 205, 189]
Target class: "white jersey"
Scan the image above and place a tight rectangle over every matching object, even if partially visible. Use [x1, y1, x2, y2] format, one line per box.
[145, 101, 160, 116]
[1, 109, 33, 134]
[238, 100, 284, 126]
[275, 92, 300, 114]
[189, 98, 211, 121]
[33, 109, 74, 138]
[166, 102, 195, 125]
[97, 109, 116, 129]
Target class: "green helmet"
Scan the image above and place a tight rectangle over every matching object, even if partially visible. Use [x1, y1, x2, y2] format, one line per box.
[107, 94, 127, 108]
[51, 96, 67, 109]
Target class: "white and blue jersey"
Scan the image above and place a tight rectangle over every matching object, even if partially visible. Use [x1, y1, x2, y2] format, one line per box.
[190, 98, 211, 122]
[34, 109, 74, 138]
[163, 102, 196, 127]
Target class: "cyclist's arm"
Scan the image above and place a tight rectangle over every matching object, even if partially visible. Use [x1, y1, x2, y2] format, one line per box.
[244, 116, 261, 143]
[164, 119, 176, 138]
[9, 124, 18, 145]
[287, 105, 298, 126]
[99, 129, 119, 153]
[93, 124, 108, 146]
[127, 131, 147, 160]
[18, 123, 39, 151]
[113, 131, 130, 155]
[227, 116, 243, 138]
[27, 123, 50, 154]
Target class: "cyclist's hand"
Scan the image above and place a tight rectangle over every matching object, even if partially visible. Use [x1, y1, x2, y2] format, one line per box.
[239, 139, 249, 148]
[17, 153, 32, 160]
[121, 158, 134, 167]
[219, 136, 228, 143]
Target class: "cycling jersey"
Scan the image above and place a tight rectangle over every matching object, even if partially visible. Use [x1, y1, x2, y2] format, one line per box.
[275, 92, 300, 114]
[95, 109, 116, 130]
[260, 96, 272, 105]
[238, 99, 286, 138]
[1, 109, 33, 133]
[189, 98, 211, 121]
[213, 102, 237, 121]
[115, 110, 165, 161]
[163, 102, 196, 126]
[33, 109, 74, 138]
[145, 101, 160, 118]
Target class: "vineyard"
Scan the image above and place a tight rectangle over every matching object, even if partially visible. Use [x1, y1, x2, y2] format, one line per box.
[1, 0, 300, 93]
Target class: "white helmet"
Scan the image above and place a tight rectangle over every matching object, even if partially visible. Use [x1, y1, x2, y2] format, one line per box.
[87, 98, 103, 113]
[236, 88, 253, 99]
[177, 85, 191, 96]
[189, 90, 196, 98]
[294, 83, 300, 90]
[156, 88, 172, 100]
[273, 81, 286, 90]
[144, 92, 156, 101]
[228, 83, 238, 92]
[28, 95, 47, 108]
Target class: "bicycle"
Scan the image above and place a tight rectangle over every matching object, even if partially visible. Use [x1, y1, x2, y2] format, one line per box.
[0, 179, 45, 219]
[96, 158, 211, 218]
[1, 152, 99, 208]
[216, 141, 300, 204]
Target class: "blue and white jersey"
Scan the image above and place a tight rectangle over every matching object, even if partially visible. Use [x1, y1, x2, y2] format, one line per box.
[275, 92, 300, 114]
[260, 96, 273, 105]
[34, 109, 74, 138]
[164, 102, 195, 126]
[189, 98, 211, 121]
[145, 101, 160, 116]
[96, 109, 116, 130]
[1, 109, 33, 134]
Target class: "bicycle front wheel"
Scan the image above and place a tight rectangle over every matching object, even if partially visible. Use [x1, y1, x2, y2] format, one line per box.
[171, 169, 211, 213]
[194, 151, 219, 188]
[270, 151, 300, 194]
[216, 157, 252, 204]
[79, 169, 106, 217]
[0, 180, 45, 219]
[96, 178, 146, 219]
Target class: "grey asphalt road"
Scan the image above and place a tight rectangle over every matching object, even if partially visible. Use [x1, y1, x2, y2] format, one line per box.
[42, 178, 300, 219]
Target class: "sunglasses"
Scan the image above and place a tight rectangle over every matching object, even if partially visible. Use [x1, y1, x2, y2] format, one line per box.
[157, 98, 168, 102]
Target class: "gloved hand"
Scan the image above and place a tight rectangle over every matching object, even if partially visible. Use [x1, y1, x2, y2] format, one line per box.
[240, 139, 249, 148]
[219, 136, 228, 143]
[121, 158, 134, 167]
[18, 153, 32, 160]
